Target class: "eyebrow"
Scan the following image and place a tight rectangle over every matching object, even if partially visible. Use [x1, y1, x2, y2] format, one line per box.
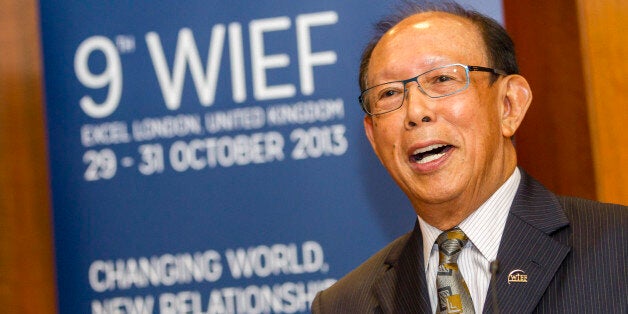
[367, 57, 450, 86]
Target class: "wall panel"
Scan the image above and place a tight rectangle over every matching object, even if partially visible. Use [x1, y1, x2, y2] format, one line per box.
[504, 0, 597, 200]
[577, 0, 628, 203]
[505, 0, 627, 204]
[0, 0, 57, 313]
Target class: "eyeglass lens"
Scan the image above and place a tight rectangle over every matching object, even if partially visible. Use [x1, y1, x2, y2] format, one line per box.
[362, 64, 470, 115]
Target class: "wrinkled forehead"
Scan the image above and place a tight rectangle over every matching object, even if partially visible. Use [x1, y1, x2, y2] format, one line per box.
[369, 12, 487, 73]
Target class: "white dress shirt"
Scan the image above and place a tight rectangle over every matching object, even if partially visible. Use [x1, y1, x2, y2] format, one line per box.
[418, 168, 521, 313]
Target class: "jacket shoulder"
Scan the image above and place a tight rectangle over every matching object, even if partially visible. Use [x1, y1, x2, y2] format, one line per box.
[558, 195, 627, 211]
[533, 196, 628, 311]
[556, 196, 626, 242]
[558, 196, 627, 227]
[312, 231, 412, 313]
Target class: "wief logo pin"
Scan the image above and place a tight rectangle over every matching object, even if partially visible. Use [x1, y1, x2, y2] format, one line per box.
[507, 269, 528, 284]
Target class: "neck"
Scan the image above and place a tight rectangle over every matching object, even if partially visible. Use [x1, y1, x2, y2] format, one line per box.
[413, 199, 481, 230]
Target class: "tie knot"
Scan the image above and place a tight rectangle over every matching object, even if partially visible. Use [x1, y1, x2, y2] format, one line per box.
[436, 227, 469, 263]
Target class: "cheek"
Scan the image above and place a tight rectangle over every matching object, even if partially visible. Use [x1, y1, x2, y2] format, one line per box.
[372, 116, 401, 140]
[465, 108, 503, 156]
[371, 121, 403, 159]
[448, 90, 500, 127]
[374, 129, 397, 152]
[442, 98, 483, 132]
[444, 96, 502, 155]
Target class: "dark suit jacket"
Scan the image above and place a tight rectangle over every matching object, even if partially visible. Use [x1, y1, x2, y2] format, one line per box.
[312, 171, 627, 313]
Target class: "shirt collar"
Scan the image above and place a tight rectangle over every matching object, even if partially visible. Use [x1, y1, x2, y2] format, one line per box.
[417, 168, 521, 269]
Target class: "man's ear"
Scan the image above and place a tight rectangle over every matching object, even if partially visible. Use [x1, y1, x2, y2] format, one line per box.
[500, 75, 532, 138]
[364, 115, 377, 150]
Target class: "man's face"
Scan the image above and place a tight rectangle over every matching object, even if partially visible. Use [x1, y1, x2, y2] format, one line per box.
[364, 12, 516, 215]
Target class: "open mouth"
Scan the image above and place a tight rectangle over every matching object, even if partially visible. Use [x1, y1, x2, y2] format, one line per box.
[411, 144, 453, 164]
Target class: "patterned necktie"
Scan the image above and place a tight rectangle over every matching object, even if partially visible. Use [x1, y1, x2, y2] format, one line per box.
[436, 227, 475, 314]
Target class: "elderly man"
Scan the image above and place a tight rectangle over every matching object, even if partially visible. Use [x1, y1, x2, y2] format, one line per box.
[312, 1, 626, 313]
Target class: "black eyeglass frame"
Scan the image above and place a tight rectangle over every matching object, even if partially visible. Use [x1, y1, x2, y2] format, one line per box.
[358, 63, 507, 116]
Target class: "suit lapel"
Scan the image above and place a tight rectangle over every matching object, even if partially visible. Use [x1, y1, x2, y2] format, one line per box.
[373, 222, 432, 313]
[485, 171, 571, 313]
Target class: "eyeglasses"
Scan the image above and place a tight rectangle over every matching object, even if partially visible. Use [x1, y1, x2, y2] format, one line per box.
[358, 63, 506, 115]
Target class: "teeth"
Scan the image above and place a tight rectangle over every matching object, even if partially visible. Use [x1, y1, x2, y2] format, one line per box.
[416, 152, 445, 164]
[412, 144, 450, 164]
[413, 144, 447, 155]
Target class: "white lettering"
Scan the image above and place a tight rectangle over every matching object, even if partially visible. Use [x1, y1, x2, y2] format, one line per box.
[146, 27, 225, 110]
[250, 16, 295, 100]
[159, 291, 202, 314]
[88, 250, 222, 292]
[203, 279, 336, 314]
[91, 296, 154, 314]
[228, 22, 247, 103]
[204, 107, 266, 134]
[75, 36, 122, 118]
[296, 11, 338, 95]
[225, 241, 325, 279]
[132, 114, 203, 142]
[266, 98, 344, 126]
[81, 122, 131, 148]
[169, 132, 284, 171]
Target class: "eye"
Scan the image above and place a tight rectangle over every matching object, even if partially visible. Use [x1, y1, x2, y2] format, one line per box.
[382, 89, 399, 98]
[435, 75, 455, 83]
[376, 85, 404, 100]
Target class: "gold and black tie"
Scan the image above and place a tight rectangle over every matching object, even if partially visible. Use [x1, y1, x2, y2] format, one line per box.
[436, 227, 475, 313]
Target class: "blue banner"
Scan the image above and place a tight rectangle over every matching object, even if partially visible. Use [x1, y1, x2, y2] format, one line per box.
[39, 1, 501, 313]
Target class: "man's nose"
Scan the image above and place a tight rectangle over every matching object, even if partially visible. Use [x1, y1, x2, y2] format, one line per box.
[403, 83, 435, 128]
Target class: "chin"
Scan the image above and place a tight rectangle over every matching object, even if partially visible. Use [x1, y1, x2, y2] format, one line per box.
[417, 193, 458, 206]
[407, 179, 464, 204]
